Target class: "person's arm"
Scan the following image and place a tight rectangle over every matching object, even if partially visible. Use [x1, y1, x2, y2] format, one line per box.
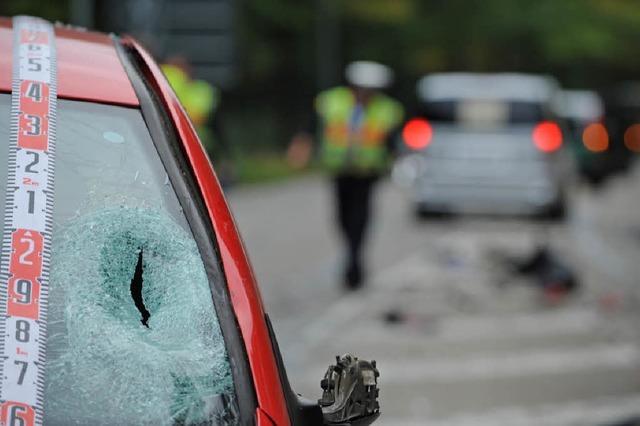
[385, 97, 406, 157]
[287, 132, 314, 169]
[287, 104, 319, 169]
[385, 125, 402, 157]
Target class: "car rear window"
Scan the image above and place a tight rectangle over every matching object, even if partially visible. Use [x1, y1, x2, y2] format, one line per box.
[0, 93, 240, 425]
[420, 100, 545, 124]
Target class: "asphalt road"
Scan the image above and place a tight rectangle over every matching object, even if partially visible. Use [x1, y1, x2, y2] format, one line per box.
[227, 164, 640, 425]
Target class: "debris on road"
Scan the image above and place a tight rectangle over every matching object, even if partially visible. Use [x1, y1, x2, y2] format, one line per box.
[490, 245, 579, 303]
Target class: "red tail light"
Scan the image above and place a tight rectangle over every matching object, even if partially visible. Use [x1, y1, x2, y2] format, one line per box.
[403, 118, 432, 150]
[532, 121, 562, 153]
[582, 122, 609, 152]
[624, 124, 640, 152]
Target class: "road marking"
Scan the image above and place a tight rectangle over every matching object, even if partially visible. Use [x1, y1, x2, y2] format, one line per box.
[392, 394, 640, 426]
[436, 308, 601, 341]
[379, 343, 640, 383]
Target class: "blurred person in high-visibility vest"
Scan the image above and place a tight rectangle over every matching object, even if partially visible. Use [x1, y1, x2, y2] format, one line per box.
[161, 56, 220, 152]
[162, 56, 235, 186]
[288, 61, 404, 290]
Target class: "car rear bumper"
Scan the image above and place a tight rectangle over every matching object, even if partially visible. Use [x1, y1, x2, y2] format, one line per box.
[412, 179, 561, 216]
[394, 151, 563, 216]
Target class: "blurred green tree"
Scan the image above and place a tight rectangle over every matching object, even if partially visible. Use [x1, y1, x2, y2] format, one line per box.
[227, 0, 640, 167]
[3, 0, 640, 172]
[1, 0, 69, 22]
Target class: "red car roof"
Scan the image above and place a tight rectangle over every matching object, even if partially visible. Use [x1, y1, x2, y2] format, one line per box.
[0, 17, 139, 106]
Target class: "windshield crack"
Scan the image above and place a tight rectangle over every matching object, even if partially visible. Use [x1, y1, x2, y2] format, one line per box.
[130, 248, 151, 328]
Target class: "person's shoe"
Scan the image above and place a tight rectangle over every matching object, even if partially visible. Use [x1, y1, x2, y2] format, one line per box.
[344, 262, 364, 291]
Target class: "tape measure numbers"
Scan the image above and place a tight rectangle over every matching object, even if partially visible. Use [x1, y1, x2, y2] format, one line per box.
[0, 16, 57, 426]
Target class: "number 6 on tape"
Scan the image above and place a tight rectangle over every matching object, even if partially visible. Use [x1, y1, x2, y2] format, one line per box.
[0, 16, 57, 426]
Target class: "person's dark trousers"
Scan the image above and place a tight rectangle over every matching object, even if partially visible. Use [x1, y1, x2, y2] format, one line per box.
[333, 173, 379, 289]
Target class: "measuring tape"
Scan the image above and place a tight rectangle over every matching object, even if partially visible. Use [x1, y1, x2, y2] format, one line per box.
[0, 16, 57, 426]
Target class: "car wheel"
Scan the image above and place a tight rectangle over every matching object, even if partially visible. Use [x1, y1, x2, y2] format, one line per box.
[541, 197, 567, 221]
[414, 204, 452, 221]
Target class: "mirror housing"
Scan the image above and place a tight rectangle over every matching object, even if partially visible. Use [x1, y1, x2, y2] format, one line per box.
[318, 354, 380, 426]
[264, 315, 380, 426]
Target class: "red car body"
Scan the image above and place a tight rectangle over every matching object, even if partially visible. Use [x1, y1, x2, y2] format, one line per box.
[0, 18, 289, 426]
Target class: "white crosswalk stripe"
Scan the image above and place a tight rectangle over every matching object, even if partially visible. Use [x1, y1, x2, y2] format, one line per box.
[393, 394, 640, 426]
[381, 344, 640, 383]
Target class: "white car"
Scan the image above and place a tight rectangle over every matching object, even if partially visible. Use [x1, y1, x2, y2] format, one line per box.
[394, 72, 568, 218]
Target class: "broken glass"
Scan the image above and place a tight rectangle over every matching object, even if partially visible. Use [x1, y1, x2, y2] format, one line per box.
[45, 207, 234, 425]
[0, 95, 241, 425]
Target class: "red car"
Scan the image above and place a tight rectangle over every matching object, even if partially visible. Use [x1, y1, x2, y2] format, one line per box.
[0, 16, 379, 426]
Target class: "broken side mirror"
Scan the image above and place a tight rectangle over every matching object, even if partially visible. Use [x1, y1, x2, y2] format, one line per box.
[318, 354, 380, 426]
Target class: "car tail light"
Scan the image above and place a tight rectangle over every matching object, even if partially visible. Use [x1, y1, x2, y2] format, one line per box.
[582, 122, 609, 152]
[402, 118, 433, 150]
[532, 121, 562, 153]
[624, 124, 640, 152]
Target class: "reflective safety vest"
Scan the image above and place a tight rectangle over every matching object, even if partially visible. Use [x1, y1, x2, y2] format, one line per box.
[316, 86, 403, 173]
[161, 64, 219, 126]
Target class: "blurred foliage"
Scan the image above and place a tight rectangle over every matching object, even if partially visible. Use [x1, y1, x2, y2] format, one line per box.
[0, 0, 69, 22]
[239, 0, 640, 92]
[8, 0, 639, 90]
[4, 0, 640, 182]
[234, 154, 315, 184]
[343, 0, 414, 24]
[232, 0, 640, 178]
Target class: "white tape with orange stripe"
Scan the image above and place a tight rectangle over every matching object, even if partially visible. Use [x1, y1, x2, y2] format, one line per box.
[0, 16, 57, 426]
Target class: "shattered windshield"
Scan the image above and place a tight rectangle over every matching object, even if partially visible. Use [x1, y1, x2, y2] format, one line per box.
[0, 94, 240, 425]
